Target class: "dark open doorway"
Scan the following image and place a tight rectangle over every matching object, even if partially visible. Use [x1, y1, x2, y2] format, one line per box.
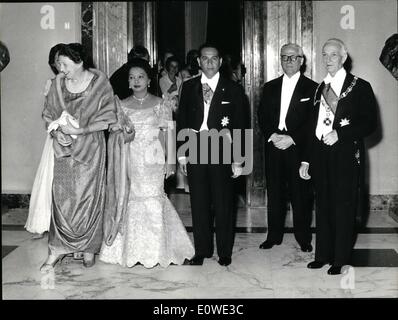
[156, 1, 246, 206]
[206, 0, 241, 60]
[156, 1, 242, 70]
[156, 1, 185, 66]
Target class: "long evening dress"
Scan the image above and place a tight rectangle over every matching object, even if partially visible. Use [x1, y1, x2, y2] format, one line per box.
[42, 71, 116, 256]
[100, 98, 194, 268]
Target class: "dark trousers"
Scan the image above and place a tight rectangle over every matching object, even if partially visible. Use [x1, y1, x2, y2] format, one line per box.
[187, 163, 234, 259]
[265, 142, 313, 245]
[312, 140, 359, 266]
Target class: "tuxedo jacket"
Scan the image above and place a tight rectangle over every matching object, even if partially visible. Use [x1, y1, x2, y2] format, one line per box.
[302, 72, 377, 167]
[109, 63, 131, 100]
[257, 74, 318, 152]
[177, 75, 248, 162]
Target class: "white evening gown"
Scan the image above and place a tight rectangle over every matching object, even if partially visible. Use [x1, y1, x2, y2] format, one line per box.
[100, 101, 194, 268]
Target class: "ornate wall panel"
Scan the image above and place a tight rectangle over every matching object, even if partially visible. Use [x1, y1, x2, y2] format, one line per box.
[92, 2, 127, 76]
[81, 2, 93, 63]
[242, 1, 268, 207]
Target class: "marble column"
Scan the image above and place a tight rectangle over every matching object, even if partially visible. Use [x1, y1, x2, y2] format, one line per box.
[91, 2, 128, 76]
[127, 2, 157, 67]
[81, 2, 93, 66]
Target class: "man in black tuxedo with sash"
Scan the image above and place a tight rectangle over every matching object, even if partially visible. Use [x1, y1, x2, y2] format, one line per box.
[258, 43, 317, 252]
[177, 43, 247, 266]
[300, 38, 377, 275]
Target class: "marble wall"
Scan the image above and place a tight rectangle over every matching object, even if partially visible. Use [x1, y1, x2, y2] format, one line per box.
[81, 2, 93, 65]
[0, 2, 81, 194]
[92, 2, 128, 76]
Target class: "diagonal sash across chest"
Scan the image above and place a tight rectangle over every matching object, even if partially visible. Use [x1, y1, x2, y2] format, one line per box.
[313, 76, 358, 126]
[322, 84, 338, 114]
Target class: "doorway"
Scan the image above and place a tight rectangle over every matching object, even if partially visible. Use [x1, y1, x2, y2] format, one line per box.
[156, 1, 242, 76]
[156, 1, 246, 205]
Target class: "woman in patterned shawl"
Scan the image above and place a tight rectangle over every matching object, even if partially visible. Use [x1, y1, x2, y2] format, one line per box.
[40, 43, 117, 272]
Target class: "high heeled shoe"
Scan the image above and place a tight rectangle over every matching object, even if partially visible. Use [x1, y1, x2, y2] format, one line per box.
[83, 253, 95, 268]
[40, 254, 63, 273]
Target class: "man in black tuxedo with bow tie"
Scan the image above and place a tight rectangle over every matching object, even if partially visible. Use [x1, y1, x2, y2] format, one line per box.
[177, 43, 247, 266]
[257, 43, 318, 253]
[300, 38, 377, 275]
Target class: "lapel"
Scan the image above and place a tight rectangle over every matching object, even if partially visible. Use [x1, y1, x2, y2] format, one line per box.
[314, 81, 325, 123]
[286, 74, 303, 117]
[270, 76, 283, 123]
[275, 76, 283, 112]
[194, 77, 205, 112]
[334, 72, 354, 120]
[209, 75, 226, 110]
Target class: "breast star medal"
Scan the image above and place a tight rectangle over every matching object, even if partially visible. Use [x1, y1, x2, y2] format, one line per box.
[340, 118, 350, 127]
[221, 116, 229, 127]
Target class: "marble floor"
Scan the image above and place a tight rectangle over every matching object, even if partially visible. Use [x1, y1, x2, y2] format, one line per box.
[2, 197, 398, 300]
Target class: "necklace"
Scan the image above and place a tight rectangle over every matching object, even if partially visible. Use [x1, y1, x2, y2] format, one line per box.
[321, 99, 332, 126]
[313, 76, 358, 127]
[132, 93, 149, 105]
[313, 76, 358, 106]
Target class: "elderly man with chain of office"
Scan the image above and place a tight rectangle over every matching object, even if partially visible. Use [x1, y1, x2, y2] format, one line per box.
[300, 38, 377, 275]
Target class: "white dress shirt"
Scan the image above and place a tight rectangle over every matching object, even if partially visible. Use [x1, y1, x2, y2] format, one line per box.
[267, 72, 300, 143]
[315, 68, 347, 140]
[199, 72, 220, 131]
[178, 72, 220, 164]
[279, 72, 300, 131]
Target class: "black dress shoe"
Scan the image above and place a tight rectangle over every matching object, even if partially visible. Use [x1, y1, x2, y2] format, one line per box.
[299, 243, 313, 252]
[307, 260, 328, 269]
[327, 265, 342, 275]
[259, 240, 281, 249]
[189, 256, 205, 265]
[218, 257, 231, 266]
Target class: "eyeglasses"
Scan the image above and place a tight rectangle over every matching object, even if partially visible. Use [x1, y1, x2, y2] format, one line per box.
[281, 55, 303, 62]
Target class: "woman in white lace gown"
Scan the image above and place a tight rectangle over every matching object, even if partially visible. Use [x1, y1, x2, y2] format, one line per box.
[100, 58, 194, 268]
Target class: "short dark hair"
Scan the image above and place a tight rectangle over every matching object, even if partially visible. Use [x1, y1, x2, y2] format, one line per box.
[57, 43, 94, 70]
[186, 49, 199, 64]
[127, 58, 153, 78]
[165, 56, 179, 72]
[185, 49, 200, 75]
[198, 43, 221, 57]
[48, 43, 66, 75]
[128, 45, 149, 62]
